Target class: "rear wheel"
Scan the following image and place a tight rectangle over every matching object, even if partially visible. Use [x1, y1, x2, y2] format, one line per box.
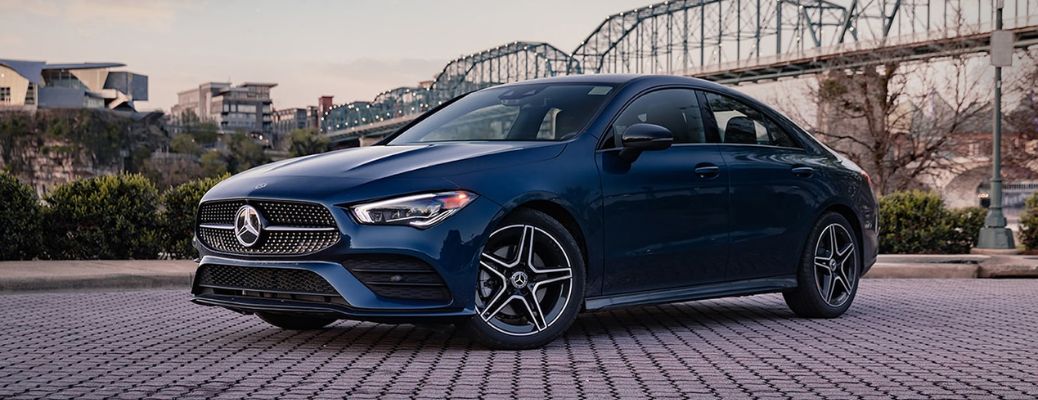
[465, 209, 585, 349]
[257, 312, 336, 330]
[783, 212, 860, 318]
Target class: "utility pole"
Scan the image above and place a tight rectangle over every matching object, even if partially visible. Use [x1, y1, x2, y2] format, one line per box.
[976, 0, 1016, 252]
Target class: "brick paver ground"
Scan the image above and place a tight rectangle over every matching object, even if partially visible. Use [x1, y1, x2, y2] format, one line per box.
[1, 280, 1036, 399]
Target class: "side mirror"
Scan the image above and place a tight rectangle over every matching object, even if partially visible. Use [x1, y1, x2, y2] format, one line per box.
[619, 123, 673, 161]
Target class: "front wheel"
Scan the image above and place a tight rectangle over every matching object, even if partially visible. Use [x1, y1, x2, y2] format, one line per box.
[783, 212, 861, 318]
[464, 209, 586, 350]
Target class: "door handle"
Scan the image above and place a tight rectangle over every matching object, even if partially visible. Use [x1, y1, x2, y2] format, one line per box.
[791, 166, 815, 177]
[694, 164, 721, 178]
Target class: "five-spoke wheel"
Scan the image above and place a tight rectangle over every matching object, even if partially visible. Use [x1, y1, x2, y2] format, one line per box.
[466, 209, 585, 349]
[784, 212, 861, 318]
[812, 223, 857, 307]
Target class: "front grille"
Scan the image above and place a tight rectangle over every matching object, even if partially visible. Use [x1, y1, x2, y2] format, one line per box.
[199, 200, 245, 224]
[343, 255, 451, 301]
[196, 264, 338, 294]
[198, 228, 339, 255]
[195, 264, 347, 306]
[259, 201, 336, 227]
[196, 200, 340, 256]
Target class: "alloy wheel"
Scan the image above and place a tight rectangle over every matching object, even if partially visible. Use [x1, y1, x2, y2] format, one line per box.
[476, 224, 574, 336]
[813, 223, 857, 307]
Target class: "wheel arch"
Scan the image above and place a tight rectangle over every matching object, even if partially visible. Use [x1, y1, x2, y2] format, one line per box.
[479, 187, 600, 297]
[512, 200, 589, 268]
[824, 203, 863, 241]
[821, 203, 866, 271]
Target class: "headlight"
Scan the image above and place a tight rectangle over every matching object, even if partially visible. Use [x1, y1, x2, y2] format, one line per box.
[352, 191, 476, 228]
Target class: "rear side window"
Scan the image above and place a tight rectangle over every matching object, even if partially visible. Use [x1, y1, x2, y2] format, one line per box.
[605, 88, 715, 147]
[702, 92, 800, 149]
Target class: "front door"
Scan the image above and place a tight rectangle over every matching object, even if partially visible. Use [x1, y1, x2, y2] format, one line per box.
[598, 88, 730, 294]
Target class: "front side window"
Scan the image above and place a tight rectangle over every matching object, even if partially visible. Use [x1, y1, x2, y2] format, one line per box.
[703, 92, 799, 148]
[606, 88, 713, 147]
[388, 84, 615, 144]
[0, 87, 10, 103]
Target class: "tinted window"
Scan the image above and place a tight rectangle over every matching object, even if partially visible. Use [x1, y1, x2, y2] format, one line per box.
[388, 84, 615, 144]
[606, 89, 713, 147]
[702, 92, 799, 148]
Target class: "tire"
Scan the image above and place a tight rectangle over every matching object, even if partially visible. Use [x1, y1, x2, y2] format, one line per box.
[783, 212, 861, 318]
[257, 312, 337, 330]
[464, 208, 586, 350]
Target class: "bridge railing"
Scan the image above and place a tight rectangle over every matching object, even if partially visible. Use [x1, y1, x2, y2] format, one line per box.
[688, 16, 1038, 79]
[327, 0, 1038, 143]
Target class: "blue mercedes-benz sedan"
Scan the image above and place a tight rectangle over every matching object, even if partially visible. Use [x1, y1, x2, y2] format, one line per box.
[191, 75, 878, 349]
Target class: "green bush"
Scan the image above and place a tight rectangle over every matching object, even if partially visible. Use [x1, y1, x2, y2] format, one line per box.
[879, 191, 987, 254]
[879, 191, 949, 254]
[0, 171, 42, 260]
[160, 175, 225, 259]
[944, 207, 987, 254]
[1021, 192, 1038, 250]
[43, 174, 161, 259]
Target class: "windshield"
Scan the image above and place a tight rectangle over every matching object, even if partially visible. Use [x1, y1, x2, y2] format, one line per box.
[388, 83, 615, 144]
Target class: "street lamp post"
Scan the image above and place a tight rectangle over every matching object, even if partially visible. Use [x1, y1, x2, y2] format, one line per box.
[976, 0, 1016, 251]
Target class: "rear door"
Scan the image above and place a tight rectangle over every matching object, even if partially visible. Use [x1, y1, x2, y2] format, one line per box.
[597, 88, 730, 294]
[699, 90, 828, 280]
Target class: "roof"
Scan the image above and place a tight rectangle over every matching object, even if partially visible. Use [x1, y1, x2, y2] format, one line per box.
[42, 62, 125, 70]
[0, 59, 46, 85]
[492, 74, 754, 108]
[0, 59, 126, 85]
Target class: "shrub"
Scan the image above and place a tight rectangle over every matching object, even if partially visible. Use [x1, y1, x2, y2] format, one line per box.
[879, 191, 950, 254]
[879, 191, 988, 254]
[160, 175, 225, 259]
[943, 207, 987, 254]
[1021, 192, 1038, 250]
[43, 174, 161, 259]
[0, 171, 42, 260]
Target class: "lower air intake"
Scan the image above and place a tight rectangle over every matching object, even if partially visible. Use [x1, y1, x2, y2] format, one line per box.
[342, 255, 451, 301]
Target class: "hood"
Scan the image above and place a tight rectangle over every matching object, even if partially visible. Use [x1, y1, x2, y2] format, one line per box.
[203, 142, 565, 203]
[244, 142, 564, 179]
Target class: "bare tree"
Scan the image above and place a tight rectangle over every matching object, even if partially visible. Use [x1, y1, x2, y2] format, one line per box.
[807, 57, 989, 195]
[1004, 49, 1038, 169]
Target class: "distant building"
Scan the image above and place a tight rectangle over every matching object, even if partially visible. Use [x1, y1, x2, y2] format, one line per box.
[317, 95, 333, 130]
[0, 59, 148, 111]
[273, 96, 333, 138]
[272, 107, 316, 136]
[172, 82, 276, 135]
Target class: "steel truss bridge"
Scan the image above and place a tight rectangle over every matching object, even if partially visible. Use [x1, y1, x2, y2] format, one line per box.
[326, 0, 1038, 146]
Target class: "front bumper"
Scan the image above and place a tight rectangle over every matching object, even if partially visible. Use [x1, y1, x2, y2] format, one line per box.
[191, 292, 474, 323]
[191, 195, 503, 322]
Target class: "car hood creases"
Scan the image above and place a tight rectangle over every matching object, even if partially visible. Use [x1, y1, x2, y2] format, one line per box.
[202, 141, 566, 204]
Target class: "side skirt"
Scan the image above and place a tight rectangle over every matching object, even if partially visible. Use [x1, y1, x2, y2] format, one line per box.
[584, 276, 797, 311]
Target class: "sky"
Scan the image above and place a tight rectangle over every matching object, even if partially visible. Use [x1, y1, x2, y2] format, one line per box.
[0, 0, 653, 112]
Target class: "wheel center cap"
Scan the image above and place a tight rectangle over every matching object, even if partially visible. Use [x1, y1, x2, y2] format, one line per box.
[830, 260, 838, 269]
[510, 271, 529, 289]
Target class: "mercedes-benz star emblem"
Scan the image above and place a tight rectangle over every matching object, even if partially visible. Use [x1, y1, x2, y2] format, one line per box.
[510, 271, 529, 289]
[234, 205, 264, 247]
